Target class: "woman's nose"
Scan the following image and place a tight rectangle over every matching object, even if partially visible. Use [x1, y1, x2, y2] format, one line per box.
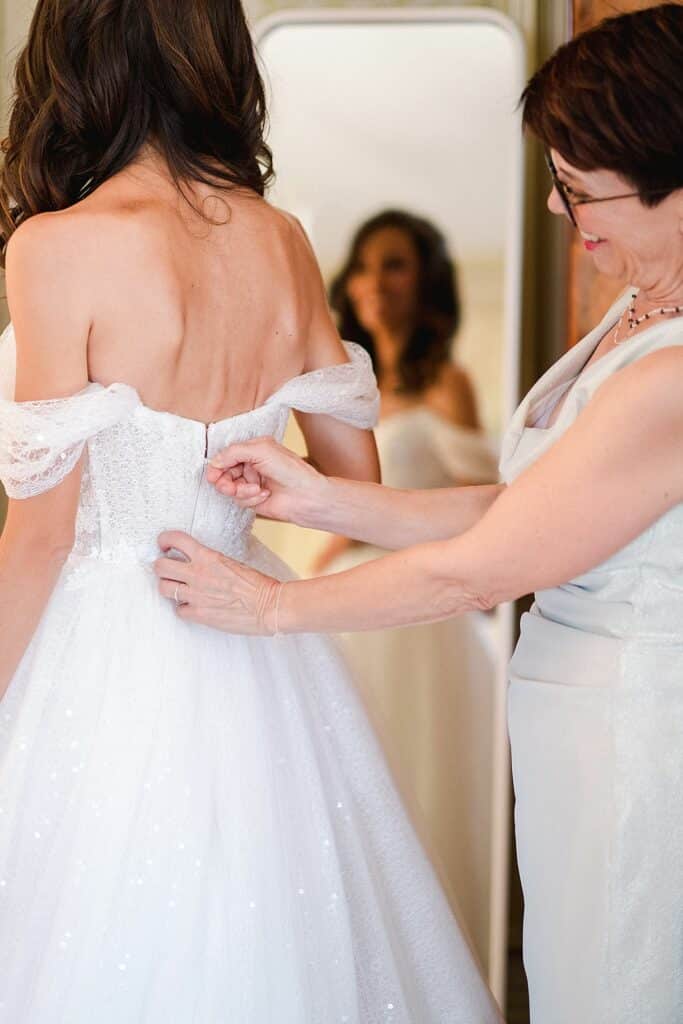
[547, 185, 564, 216]
[362, 271, 385, 295]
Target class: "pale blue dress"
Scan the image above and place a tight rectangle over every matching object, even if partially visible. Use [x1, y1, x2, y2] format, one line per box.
[499, 289, 683, 1024]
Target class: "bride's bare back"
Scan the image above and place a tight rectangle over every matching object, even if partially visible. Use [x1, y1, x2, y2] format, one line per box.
[72, 152, 344, 424]
[6, 149, 378, 482]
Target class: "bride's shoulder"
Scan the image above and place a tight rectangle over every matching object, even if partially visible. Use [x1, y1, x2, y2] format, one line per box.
[7, 206, 90, 260]
[263, 202, 315, 255]
[5, 212, 94, 399]
[265, 199, 304, 231]
[6, 204, 111, 294]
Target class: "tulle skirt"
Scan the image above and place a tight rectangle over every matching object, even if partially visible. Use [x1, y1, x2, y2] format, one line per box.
[0, 542, 500, 1023]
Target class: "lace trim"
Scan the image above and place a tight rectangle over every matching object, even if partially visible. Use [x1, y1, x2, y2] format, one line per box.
[0, 383, 140, 499]
[0, 325, 378, 500]
[274, 342, 380, 429]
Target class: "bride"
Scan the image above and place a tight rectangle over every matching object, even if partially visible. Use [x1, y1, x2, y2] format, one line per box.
[0, 1, 500, 1021]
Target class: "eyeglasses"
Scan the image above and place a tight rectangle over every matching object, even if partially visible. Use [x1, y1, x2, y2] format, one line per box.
[544, 151, 671, 228]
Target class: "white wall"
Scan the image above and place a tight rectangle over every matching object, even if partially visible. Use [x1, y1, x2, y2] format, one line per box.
[1, 0, 32, 125]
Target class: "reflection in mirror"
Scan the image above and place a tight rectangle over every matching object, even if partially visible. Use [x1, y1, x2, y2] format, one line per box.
[254, 10, 525, 1001]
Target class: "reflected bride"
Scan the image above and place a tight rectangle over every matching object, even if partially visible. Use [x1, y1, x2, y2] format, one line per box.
[320, 209, 500, 966]
[254, 14, 526, 991]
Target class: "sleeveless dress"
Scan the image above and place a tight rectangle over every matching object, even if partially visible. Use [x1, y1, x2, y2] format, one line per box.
[0, 323, 501, 1024]
[327, 408, 500, 969]
[500, 288, 683, 1024]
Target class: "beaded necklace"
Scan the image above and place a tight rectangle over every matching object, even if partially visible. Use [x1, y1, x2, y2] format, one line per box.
[614, 291, 683, 344]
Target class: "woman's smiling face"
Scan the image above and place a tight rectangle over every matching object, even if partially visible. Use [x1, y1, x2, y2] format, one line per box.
[548, 149, 683, 294]
[345, 226, 420, 337]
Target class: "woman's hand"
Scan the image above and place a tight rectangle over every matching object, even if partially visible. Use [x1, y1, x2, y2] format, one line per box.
[206, 438, 329, 526]
[154, 531, 282, 635]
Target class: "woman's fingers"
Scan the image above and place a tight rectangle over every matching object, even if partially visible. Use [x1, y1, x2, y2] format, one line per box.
[212, 473, 238, 495]
[158, 578, 191, 604]
[207, 460, 263, 499]
[176, 602, 200, 622]
[214, 477, 268, 503]
[206, 463, 245, 488]
[209, 439, 271, 472]
[206, 466, 234, 490]
[157, 530, 203, 561]
[233, 490, 271, 509]
[155, 537, 281, 634]
[242, 462, 261, 486]
[153, 556, 193, 583]
[210, 438, 320, 497]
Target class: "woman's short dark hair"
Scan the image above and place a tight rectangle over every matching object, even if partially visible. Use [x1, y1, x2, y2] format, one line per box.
[0, 0, 274, 260]
[330, 209, 461, 395]
[521, 2, 683, 206]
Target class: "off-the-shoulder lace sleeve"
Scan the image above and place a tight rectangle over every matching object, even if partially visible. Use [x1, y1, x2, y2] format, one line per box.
[271, 341, 380, 428]
[0, 382, 140, 500]
[0, 321, 140, 498]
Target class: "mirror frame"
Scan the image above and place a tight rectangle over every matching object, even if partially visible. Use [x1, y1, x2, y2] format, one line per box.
[254, 7, 526, 1005]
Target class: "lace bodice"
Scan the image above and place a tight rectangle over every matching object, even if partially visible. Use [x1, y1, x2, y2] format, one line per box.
[0, 323, 379, 564]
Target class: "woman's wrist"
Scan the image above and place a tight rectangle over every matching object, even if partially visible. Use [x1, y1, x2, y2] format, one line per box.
[259, 578, 285, 635]
[262, 578, 297, 635]
[296, 473, 344, 532]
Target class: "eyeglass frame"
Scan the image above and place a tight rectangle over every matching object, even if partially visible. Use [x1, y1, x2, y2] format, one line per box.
[544, 150, 673, 227]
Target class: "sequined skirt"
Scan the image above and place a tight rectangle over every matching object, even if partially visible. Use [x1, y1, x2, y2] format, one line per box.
[0, 544, 500, 1024]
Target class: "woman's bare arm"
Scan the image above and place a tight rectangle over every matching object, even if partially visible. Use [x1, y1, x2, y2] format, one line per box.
[0, 475, 83, 697]
[160, 346, 683, 634]
[208, 437, 504, 549]
[276, 346, 683, 632]
[0, 214, 91, 697]
[300, 475, 505, 549]
[286, 214, 380, 484]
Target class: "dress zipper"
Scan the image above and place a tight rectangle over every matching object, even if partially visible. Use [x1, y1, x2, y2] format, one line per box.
[189, 425, 209, 537]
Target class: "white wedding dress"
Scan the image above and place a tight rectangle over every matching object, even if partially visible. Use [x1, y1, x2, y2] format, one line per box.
[0, 323, 500, 1024]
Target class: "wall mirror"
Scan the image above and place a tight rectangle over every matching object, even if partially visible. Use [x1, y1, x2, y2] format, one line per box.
[254, 8, 525, 1002]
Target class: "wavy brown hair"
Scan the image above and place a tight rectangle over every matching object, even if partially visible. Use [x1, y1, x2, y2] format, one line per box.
[521, 3, 683, 206]
[0, 0, 274, 264]
[330, 209, 461, 395]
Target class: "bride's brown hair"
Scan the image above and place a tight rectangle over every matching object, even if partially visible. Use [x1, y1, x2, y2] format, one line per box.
[0, 0, 274, 263]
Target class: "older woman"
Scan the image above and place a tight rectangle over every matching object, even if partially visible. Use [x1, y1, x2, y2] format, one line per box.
[156, 5, 683, 1022]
